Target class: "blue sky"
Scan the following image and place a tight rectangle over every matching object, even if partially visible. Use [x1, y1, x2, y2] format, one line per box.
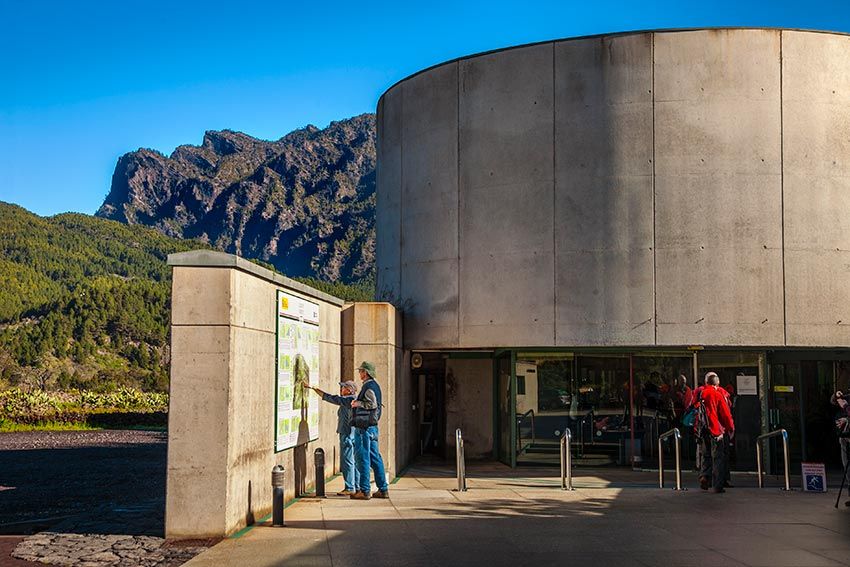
[2, 0, 850, 216]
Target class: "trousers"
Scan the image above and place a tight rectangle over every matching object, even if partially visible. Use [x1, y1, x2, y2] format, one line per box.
[340, 431, 359, 491]
[355, 425, 388, 494]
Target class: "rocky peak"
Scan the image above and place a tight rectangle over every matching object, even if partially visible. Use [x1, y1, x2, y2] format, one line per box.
[96, 114, 377, 283]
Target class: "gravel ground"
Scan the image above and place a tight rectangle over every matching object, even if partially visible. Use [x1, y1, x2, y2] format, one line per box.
[0, 430, 212, 566]
[0, 430, 167, 452]
[0, 430, 167, 536]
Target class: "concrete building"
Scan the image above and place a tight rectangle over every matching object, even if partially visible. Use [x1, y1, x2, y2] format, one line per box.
[377, 29, 850, 469]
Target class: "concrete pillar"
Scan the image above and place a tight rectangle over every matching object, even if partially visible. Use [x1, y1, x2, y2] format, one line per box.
[342, 303, 403, 480]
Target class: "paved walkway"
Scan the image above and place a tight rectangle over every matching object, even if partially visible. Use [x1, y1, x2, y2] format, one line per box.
[185, 465, 850, 567]
[183, 463, 850, 567]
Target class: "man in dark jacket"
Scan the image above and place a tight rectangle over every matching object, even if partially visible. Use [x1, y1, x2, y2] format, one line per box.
[310, 380, 359, 496]
[350, 361, 389, 500]
[700, 372, 735, 493]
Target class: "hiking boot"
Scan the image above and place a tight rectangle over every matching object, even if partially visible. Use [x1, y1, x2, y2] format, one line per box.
[337, 489, 356, 496]
[711, 487, 726, 494]
[372, 490, 389, 499]
[723, 480, 734, 488]
[350, 491, 371, 500]
[699, 477, 709, 490]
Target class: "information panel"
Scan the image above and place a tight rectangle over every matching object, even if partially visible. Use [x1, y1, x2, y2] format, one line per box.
[275, 290, 320, 452]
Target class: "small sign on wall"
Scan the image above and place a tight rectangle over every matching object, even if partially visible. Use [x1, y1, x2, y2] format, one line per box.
[737, 375, 758, 396]
[802, 462, 827, 492]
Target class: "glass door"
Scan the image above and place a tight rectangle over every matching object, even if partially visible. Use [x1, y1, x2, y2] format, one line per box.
[698, 351, 761, 471]
[769, 363, 803, 469]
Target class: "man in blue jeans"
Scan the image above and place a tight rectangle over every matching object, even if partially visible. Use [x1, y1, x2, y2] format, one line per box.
[350, 361, 389, 500]
[310, 380, 359, 496]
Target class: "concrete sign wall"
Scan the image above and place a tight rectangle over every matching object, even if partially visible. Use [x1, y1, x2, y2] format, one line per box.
[165, 251, 404, 538]
[377, 28, 850, 350]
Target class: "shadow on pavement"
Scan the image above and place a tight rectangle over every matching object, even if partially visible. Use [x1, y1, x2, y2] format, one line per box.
[0, 437, 166, 537]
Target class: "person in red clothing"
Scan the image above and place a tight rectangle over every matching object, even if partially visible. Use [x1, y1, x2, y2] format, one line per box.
[699, 372, 735, 493]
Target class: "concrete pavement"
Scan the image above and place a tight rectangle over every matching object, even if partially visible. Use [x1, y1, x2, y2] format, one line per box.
[183, 463, 850, 567]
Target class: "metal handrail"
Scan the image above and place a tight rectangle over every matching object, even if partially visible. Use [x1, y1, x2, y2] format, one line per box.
[560, 428, 574, 490]
[658, 427, 684, 490]
[516, 409, 536, 453]
[455, 428, 467, 492]
[756, 429, 791, 491]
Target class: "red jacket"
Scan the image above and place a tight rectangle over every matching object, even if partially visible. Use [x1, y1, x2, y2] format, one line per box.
[702, 385, 734, 437]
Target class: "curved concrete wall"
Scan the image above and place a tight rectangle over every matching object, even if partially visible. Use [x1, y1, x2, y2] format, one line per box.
[376, 29, 850, 349]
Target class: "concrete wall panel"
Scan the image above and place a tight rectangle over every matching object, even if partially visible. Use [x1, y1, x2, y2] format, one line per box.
[400, 63, 460, 348]
[554, 35, 655, 346]
[459, 44, 554, 189]
[401, 259, 458, 348]
[654, 29, 784, 346]
[785, 250, 850, 346]
[458, 43, 555, 347]
[460, 250, 554, 347]
[376, 90, 402, 301]
[231, 268, 275, 331]
[656, 246, 784, 345]
[166, 324, 230, 537]
[171, 267, 231, 326]
[225, 326, 275, 532]
[783, 31, 850, 346]
[557, 248, 655, 345]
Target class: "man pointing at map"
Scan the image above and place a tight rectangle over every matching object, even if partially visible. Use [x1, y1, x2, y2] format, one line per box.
[310, 380, 360, 496]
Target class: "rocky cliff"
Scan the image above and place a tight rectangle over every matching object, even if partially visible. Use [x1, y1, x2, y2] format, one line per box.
[97, 114, 376, 282]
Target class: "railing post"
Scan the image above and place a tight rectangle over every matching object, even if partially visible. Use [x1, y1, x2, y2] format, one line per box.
[782, 430, 791, 492]
[674, 429, 682, 491]
[561, 428, 574, 490]
[658, 428, 684, 491]
[658, 435, 663, 488]
[756, 429, 791, 491]
[455, 428, 467, 492]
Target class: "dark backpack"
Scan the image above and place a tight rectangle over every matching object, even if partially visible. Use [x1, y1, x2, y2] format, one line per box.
[683, 390, 709, 438]
[694, 391, 710, 439]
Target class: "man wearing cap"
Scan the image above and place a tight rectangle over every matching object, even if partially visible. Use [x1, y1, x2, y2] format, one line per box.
[349, 361, 389, 500]
[310, 380, 360, 496]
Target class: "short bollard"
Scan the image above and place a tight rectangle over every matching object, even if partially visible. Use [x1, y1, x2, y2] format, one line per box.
[272, 464, 285, 527]
[314, 448, 326, 497]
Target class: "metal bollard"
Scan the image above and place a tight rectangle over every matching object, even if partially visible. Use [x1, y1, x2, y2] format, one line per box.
[272, 464, 285, 527]
[455, 428, 467, 492]
[560, 428, 574, 491]
[314, 448, 326, 497]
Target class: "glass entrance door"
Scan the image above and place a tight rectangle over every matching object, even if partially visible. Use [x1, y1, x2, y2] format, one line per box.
[770, 360, 840, 468]
[769, 363, 804, 469]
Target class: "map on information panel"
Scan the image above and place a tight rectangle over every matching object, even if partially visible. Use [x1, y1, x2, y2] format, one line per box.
[275, 290, 320, 452]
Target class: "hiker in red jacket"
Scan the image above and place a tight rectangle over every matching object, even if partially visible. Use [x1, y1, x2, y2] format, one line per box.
[698, 372, 735, 493]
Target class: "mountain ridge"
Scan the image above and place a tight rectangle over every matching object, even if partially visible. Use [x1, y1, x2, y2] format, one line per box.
[96, 114, 377, 283]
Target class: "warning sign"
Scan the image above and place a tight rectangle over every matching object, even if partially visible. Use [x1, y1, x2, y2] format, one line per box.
[802, 462, 827, 492]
